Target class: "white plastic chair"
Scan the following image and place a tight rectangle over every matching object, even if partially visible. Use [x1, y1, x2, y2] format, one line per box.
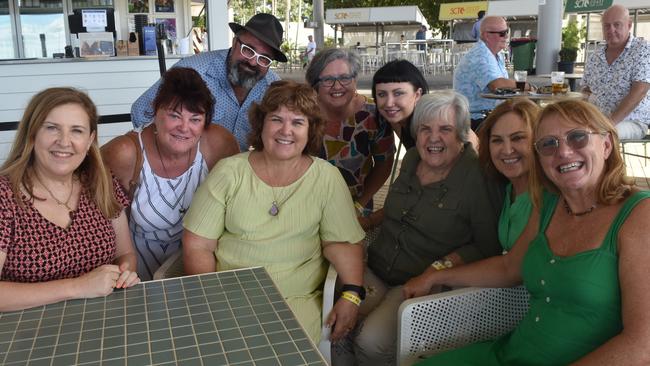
[397, 286, 530, 366]
[318, 264, 338, 364]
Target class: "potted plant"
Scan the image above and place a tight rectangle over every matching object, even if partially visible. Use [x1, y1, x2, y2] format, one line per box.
[558, 19, 584, 73]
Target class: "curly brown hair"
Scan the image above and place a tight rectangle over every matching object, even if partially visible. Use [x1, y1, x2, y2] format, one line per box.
[247, 80, 324, 155]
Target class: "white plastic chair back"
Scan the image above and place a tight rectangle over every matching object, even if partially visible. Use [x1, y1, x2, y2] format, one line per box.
[397, 286, 529, 365]
[319, 264, 338, 364]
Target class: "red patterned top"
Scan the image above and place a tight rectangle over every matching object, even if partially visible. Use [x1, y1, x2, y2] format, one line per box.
[0, 175, 129, 283]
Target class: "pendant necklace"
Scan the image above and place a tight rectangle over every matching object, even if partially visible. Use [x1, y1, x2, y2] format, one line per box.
[263, 157, 303, 217]
[563, 198, 597, 217]
[154, 133, 193, 214]
[33, 173, 76, 212]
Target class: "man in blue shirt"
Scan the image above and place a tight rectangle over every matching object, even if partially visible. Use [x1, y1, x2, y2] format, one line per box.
[415, 25, 427, 50]
[454, 16, 526, 130]
[131, 13, 287, 150]
[471, 11, 485, 41]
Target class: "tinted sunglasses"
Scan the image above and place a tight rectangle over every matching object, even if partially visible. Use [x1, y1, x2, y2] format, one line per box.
[534, 129, 604, 156]
[487, 30, 509, 37]
[317, 74, 356, 88]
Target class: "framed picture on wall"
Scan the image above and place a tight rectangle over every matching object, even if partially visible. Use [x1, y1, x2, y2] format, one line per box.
[155, 18, 177, 39]
[155, 0, 174, 13]
[128, 0, 149, 13]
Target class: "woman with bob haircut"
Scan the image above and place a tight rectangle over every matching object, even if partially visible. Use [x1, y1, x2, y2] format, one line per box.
[409, 100, 650, 365]
[182, 80, 366, 344]
[0, 87, 139, 311]
[102, 67, 238, 281]
[371, 59, 428, 149]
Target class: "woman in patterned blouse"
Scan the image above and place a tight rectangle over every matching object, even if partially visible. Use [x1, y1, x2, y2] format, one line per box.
[305, 48, 395, 218]
[0, 87, 140, 311]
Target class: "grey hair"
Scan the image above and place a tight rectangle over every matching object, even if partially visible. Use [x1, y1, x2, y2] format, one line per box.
[411, 91, 471, 143]
[304, 48, 361, 88]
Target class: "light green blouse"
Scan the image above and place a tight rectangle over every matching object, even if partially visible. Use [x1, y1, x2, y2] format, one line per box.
[184, 152, 366, 342]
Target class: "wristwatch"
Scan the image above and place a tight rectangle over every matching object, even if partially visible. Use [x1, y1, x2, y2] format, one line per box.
[341, 284, 366, 300]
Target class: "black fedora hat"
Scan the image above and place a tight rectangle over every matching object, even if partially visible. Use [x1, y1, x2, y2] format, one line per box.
[229, 13, 287, 63]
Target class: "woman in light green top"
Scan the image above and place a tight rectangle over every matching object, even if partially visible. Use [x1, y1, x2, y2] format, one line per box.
[182, 80, 365, 343]
[477, 98, 540, 251]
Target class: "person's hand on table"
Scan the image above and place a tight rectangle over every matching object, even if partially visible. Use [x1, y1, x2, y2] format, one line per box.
[116, 262, 141, 289]
[74, 264, 122, 298]
[326, 297, 360, 342]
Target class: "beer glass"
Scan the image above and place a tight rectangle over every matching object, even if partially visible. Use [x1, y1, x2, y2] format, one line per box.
[514, 71, 527, 92]
[551, 71, 565, 95]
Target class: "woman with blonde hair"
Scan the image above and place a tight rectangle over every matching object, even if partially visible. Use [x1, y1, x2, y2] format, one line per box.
[0, 87, 139, 311]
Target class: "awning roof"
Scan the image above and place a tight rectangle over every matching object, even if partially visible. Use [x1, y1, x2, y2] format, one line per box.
[325, 6, 426, 27]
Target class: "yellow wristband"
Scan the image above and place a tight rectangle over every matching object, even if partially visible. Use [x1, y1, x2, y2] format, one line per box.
[341, 291, 362, 306]
[354, 201, 365, 214]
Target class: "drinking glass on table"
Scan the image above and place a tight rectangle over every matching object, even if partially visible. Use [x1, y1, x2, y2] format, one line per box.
[551, 71, 565, 95]
[514, 71, 528, 92]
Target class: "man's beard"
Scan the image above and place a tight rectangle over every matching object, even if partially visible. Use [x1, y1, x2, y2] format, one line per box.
[228, 60, 261, 91]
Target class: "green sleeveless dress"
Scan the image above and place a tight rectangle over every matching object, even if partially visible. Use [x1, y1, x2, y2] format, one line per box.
[498, 183, 533, 251]
[416, 191, 650, 366]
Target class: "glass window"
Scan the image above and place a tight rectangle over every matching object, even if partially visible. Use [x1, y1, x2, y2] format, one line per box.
[0, 0, 15, 58]
[19, 0, 65, 58]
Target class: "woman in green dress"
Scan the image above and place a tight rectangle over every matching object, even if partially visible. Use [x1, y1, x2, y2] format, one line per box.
[404, 100, 650, 365]
[477, 98, 540, 252]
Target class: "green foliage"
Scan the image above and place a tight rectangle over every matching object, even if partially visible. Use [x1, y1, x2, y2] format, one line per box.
[323, 36, 336, 48]
[559, 19, 585, 62]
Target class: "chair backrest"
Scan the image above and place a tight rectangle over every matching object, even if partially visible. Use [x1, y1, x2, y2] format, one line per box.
[397, 286, 530, 365]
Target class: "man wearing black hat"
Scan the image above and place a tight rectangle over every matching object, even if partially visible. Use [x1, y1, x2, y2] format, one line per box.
[131, 13, 287, 151]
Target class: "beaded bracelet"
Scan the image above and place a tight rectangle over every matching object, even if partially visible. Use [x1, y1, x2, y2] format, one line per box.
[341, 291, 362, 306]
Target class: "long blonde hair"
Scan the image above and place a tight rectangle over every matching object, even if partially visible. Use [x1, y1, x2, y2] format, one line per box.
[529, 100, 633, 208]
[0, 87, 122, 218]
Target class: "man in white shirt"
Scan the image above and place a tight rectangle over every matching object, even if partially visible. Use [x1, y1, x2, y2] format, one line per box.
[582, 4, 650, 139]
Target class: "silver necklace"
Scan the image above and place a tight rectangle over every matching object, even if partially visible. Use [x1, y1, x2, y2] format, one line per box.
[153, 133, 193, 214]
[34, 173, 75, 212]
[263, 157, 303, 217]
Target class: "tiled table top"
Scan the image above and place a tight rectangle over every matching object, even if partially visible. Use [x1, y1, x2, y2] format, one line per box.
[0, 267, 326, 366]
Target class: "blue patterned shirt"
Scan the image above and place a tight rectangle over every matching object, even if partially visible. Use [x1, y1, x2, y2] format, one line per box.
[453, 40, 508, 119]
[130, 49, 281, 151]
[583, 35, 650, 124]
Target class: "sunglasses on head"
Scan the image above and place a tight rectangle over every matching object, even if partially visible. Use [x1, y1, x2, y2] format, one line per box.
[534, 129, 604, 156]
[487, 30, 509, 37]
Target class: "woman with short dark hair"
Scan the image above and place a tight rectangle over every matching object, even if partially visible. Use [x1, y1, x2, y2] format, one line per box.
[102, 67, 239, 280]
